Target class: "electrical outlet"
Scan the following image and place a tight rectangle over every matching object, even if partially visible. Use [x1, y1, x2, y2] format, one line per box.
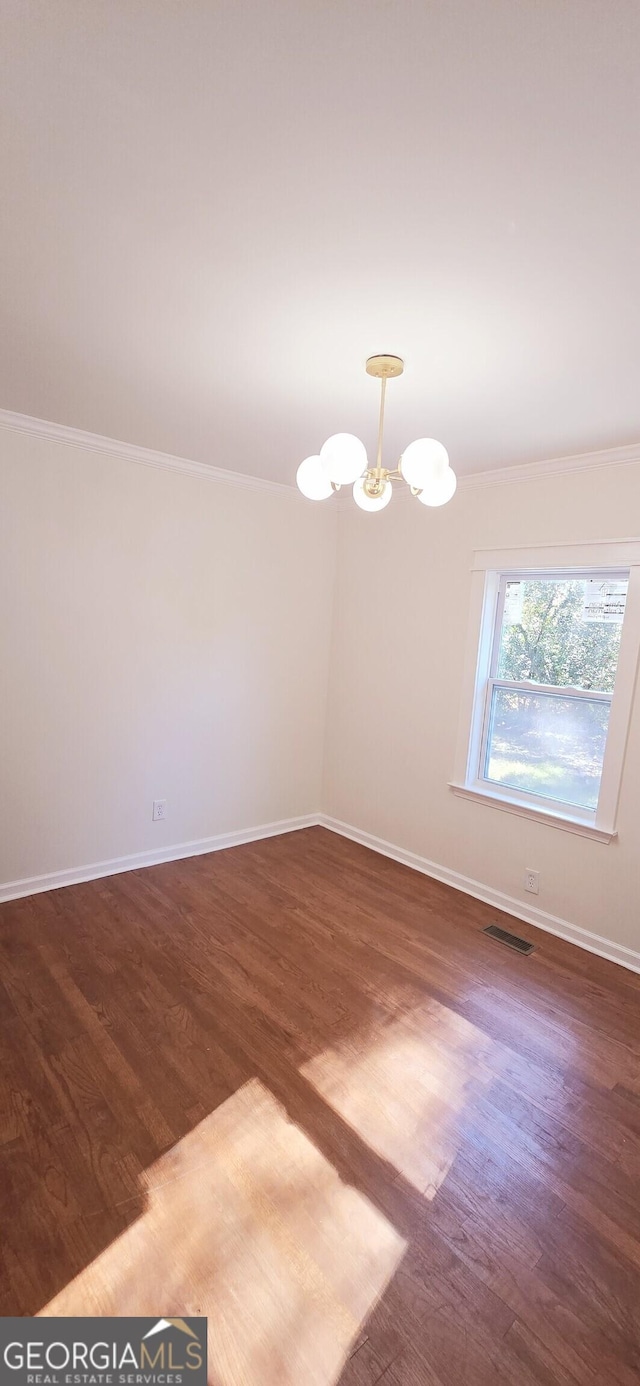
[525, 869, 539, 895]
[152, 799, 167, 822]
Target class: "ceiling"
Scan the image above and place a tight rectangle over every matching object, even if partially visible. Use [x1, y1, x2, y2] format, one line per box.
[2, 0, 640, 484]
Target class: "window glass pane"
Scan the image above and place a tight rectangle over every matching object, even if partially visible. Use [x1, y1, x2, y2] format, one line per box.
[497, 578, 628, 691]
[484, 688, 610, 810]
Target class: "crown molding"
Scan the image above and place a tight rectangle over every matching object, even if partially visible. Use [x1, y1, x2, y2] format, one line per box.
[2, 406, 640, 499]
[334, 440, 640, 510]
[0, 407, 297, 498]
[459, 441, 640, 490]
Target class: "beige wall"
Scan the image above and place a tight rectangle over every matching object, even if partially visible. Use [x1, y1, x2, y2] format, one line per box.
[324, 463, 640, 957]
[0, 430, 335, 886]
[2, 427, 639, 963]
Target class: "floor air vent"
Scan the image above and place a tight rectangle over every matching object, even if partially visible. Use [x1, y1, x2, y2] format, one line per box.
[483, 924, 535, 955]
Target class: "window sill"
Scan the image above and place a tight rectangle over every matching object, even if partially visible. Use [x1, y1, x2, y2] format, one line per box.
[448, 782, 616, 843]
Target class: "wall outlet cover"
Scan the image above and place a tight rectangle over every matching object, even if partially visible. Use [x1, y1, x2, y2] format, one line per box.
[525, 869, 539, 894]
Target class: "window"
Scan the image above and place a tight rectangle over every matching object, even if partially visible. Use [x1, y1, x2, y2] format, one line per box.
[452, 543, 640, 841]
[483, 572, 627, 812]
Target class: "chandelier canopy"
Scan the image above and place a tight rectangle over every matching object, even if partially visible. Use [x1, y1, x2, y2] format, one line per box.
[296, 355, 456, 512]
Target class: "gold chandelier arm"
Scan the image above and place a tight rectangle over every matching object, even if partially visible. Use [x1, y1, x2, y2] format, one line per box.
[375, 375, 387, 480]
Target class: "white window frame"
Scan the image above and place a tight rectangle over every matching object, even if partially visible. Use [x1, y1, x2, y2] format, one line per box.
[451, 541, 640, 842]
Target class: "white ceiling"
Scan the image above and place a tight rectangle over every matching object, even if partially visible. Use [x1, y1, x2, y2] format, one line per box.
[2, 0, 640, 484]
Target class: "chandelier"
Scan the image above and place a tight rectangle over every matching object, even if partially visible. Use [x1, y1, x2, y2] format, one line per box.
[296, 355, 456, 512]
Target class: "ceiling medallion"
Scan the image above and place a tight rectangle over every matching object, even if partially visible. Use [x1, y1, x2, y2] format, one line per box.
[296, 355, 456, 512]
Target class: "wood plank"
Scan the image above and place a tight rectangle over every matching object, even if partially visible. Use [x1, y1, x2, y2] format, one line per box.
[0, 825, 638, 1386]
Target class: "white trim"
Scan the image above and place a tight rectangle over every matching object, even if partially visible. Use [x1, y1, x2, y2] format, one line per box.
[0, 408, 296, 498]
[459, 442, 640, 490]
[3, 811, 638, 975]
[339, 448, 640, 509]
[452, 569, 498, 787]
[448, 782, 615, 842]
[453, 547, 640, 838]
[0, 815, 318, 904]
[471, 540, 640, 571]
[2, 407, 640, 498]
[596, 564, 640, 829]
[318, 815, 640, 975]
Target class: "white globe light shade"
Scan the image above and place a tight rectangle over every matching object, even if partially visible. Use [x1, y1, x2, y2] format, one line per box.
[320, 433, 368, 485]
[415, 466, 457, 507]
[352, 478, 392, 512]
[296, 455, 334, 500]
[400, 437, 449, 490]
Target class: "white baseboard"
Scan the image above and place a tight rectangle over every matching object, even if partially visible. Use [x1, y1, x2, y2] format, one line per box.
[318, 814, 640, 976]
[0, 814, 319, 905]
[3, 811, 639, 977]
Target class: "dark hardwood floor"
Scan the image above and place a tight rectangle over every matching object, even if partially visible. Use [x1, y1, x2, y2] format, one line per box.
[1, 825, 640, 1384]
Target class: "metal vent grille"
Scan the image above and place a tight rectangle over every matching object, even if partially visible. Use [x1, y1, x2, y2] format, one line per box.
[483, 924, 535, 955]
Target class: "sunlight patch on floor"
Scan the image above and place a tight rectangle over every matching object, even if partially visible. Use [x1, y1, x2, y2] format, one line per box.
[301, 996, 494, 1198]
[40, 1079, 405, 1386]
